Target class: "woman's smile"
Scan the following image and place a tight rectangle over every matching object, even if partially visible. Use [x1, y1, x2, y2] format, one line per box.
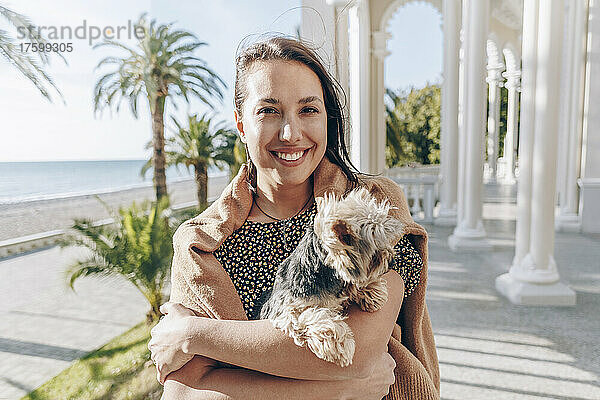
[270, 146, 313, 166]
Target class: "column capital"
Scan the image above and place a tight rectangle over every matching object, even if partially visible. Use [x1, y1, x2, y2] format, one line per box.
[503, 70, 522, 90]
[371, 30, 391, 60]
[486, 64, 505, 86]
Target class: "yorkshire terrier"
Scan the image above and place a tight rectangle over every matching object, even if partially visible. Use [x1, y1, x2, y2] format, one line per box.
[257, 187, 404, 367]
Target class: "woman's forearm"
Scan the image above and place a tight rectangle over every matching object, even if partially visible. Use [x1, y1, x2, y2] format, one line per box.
[163, 364, 348, 400]
[184, 270, 404, 381]
[186, 317, 361, 380]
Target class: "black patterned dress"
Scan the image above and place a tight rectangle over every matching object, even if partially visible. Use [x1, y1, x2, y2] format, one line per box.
[213, 201, 423, 320]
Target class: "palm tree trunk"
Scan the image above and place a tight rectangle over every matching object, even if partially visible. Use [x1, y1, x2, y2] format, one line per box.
[151, 96, 168, 201]
[147, 301, 162, 324]
[194, 161, 208, 208]
[145, 287, 163, 324]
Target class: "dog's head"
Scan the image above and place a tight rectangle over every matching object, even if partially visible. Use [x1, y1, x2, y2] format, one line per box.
[313, 187, 405, 284]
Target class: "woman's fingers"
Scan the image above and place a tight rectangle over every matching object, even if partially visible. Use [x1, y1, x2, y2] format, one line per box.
[157, 363, 168, 384]
[159, 301, 195, 317]
[159, 301, 174, 315]
[147, 310, 196, 385]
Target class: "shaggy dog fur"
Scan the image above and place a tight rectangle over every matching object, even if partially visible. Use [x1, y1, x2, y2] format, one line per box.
[257, 187, 404, 367]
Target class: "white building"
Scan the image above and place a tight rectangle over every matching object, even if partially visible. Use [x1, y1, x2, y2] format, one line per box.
[301, 0, 600, 306]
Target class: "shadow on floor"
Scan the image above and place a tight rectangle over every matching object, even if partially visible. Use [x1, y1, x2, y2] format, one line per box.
[424, 213, 600, 399]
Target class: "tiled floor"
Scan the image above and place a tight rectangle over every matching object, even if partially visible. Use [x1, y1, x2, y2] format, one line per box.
[1, 183, 599, 399]
[427, 203, 600, 399]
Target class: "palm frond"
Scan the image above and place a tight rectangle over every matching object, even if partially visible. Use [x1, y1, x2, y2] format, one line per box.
[0, 6, 67, 102]
[62, 199, 175, 320]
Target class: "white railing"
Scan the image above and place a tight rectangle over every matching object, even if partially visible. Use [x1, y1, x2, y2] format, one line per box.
[0, 200, 203, 259]
[1, 168, 442, 258]
[384, 165, 440, 224]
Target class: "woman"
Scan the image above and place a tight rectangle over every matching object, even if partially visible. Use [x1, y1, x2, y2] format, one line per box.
[149, 36, 439, 400]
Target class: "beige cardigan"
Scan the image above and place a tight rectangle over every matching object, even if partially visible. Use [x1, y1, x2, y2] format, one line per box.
[169, 157, 440, 400]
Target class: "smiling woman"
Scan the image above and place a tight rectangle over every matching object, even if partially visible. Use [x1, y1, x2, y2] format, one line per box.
[149, 36, 440, 400]
[236, 59, 328, 221]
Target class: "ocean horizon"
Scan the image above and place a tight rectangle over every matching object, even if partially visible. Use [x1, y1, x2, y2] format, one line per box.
[0, 160, 227, 205]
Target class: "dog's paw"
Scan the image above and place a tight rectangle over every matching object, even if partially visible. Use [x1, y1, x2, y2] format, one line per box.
[357, 278, 388, 312]
[270, 308, 308, 347]
[295, 308, 356, 367]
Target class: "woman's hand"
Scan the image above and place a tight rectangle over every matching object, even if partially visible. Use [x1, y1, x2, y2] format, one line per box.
[162, 351, 396, 400]
[340, 352, 396, 400]
[148, 302, 202, 384]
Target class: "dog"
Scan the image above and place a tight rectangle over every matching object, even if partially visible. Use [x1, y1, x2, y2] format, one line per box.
[257, 187, 404, 367]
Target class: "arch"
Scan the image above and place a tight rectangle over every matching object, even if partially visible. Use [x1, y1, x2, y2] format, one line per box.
[379, 0, 442, 32]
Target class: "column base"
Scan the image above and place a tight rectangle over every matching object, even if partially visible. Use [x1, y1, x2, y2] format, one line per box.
[555, 212, 582, 232]
[495, 273, 576, 306]
[500, 174, 516, 185]
[485, 177, 498, 184]
[448, 221, 493, 251]
[434, 206, 457, 226]
[579, 178, 600, 233]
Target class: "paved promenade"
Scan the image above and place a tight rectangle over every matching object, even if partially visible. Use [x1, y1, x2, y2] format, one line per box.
[1, 183, 599, 399]
[426, 205, 600, 399]
[0, 246, 147, 399]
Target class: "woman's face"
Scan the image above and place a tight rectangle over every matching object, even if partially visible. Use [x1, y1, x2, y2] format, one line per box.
[236, 60, 327, 188]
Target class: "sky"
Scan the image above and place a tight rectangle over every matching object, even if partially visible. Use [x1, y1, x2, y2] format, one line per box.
[0, 0, 442, 162]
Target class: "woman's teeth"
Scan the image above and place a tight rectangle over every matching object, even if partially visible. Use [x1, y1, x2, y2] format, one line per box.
[275, 151, 304, 161]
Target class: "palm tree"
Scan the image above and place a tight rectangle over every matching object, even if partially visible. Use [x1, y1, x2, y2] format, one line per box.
[0, 4, 65, 101]
[93, 13, 225, 201]
[61, 198, 176, 323]
[385, 85, 441, 167]
[142, 114, 238, 208]
[385, 88, 412, 167]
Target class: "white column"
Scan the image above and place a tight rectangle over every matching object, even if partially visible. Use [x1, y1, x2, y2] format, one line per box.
[332, 2, 351, 151]
[436, 0, 461, 226]
[371, 30, 390, 174]
[556, 0, 587, 232]
[496, 0, 576, 306]
[448, 0, 492, 251]
[456, 0, 470, 227]
[301, 0, 336, 73]
[486, 62, 503, 184]
[512, 0, 539, 268]
[579, 0, 600, 233]
[348, 0, 371, 173]
[501, 70, 520, 184]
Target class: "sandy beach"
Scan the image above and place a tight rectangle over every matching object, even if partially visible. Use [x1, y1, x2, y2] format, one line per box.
[0, 175, 230, 242]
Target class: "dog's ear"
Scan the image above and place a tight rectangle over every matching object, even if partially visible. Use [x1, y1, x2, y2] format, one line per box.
[316, 196, 324, 211]
[332, 220, 357, 247]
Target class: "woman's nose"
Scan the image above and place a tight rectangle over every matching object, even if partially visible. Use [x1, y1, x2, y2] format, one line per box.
[280, 119, 302, 142]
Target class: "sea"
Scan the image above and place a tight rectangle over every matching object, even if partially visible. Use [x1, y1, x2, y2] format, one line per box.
[0, 160, 227, 205]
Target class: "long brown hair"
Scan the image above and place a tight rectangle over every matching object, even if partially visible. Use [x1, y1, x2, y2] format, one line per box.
[234, 35, 360, 193]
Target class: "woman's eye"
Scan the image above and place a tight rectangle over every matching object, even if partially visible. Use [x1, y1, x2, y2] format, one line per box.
[258, 107, 278, 115]
[301, 107, 319, 114]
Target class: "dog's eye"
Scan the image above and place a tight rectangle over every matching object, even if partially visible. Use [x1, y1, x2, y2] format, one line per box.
[340, 233, 353, 246]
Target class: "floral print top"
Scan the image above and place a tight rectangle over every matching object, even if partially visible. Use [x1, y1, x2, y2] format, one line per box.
[213, 200, 423, 320]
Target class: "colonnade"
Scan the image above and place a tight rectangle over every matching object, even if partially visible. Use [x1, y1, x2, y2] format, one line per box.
[436, 0, 581, 305]
[495, 0, 575, 305]
[435, 0, 576, 304]
[304, 0, 589, 305]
